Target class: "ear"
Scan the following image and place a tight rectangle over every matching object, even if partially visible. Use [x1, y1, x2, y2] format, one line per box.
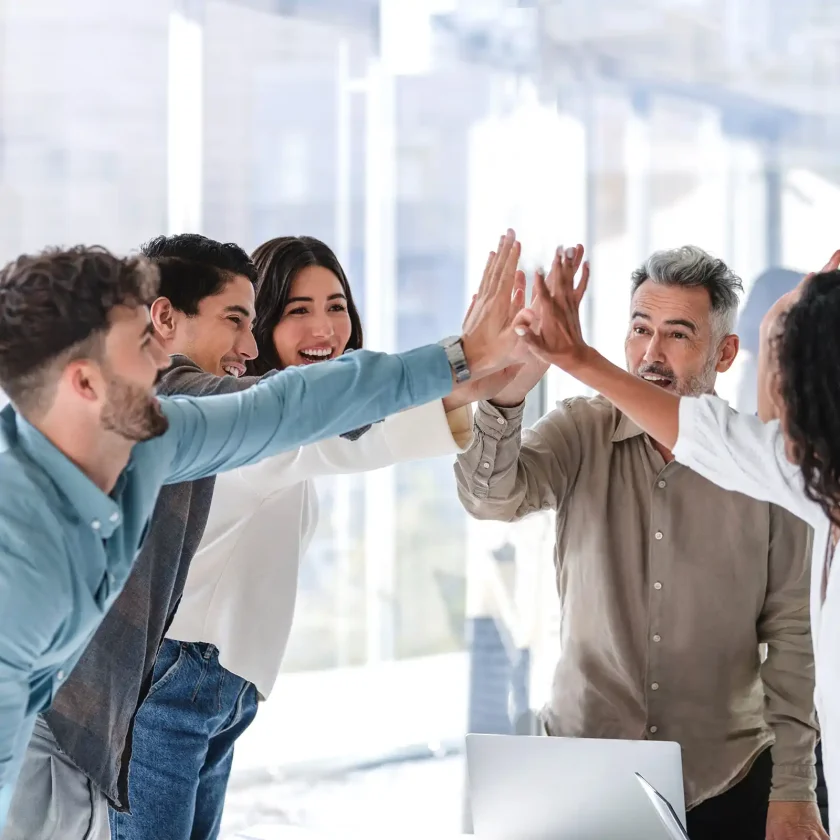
[63, 358, 107, 404]
[150, 297, 177, 342]
[715, 334, 740, 373]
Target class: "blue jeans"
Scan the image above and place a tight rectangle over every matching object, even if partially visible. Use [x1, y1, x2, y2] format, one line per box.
[109, 640, 258, 840]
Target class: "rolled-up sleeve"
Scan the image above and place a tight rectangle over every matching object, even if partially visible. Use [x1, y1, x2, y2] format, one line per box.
[454, 399, 583, 523]
[759, 504, 818, 801]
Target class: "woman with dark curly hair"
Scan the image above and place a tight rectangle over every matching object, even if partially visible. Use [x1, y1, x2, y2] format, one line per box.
[509, 244, 840, 836]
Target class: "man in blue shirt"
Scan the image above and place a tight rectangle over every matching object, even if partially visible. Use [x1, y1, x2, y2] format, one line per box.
[0, 233, 522, 827]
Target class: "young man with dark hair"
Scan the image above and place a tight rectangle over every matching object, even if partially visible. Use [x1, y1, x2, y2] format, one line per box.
[0, 230, 522, 835]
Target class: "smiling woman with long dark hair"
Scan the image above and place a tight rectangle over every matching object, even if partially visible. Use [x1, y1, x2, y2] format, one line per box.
[248, 236, 363, 374]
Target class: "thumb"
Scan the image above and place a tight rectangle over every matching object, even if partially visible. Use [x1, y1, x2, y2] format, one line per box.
[513, 308, 538, 335]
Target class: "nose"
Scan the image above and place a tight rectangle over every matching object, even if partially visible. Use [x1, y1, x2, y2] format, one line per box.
[310, 315, 335, 339]
[642, 332, 665, 365]
[238, 330, 258, 361]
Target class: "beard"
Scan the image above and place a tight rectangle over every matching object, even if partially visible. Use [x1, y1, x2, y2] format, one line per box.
[635, 355, 718, 398]
[100, 371, 169, 442]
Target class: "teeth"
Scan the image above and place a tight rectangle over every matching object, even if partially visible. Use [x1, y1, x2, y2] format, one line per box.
[223, 366, 241, 377]
[300, 348, 332, 358]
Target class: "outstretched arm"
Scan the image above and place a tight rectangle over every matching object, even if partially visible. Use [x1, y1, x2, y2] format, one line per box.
[512, 246, 817, 525]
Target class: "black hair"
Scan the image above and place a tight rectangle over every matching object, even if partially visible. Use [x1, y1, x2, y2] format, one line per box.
[140, 233, 256, 315]
[777, 269, 840, 525]
[248, 236, 363, 375]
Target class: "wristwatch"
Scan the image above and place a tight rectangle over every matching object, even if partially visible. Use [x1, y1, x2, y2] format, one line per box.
[438, 335, 471, 383]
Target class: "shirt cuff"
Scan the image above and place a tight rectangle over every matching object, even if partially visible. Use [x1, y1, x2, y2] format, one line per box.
[769, 763, 818, 803]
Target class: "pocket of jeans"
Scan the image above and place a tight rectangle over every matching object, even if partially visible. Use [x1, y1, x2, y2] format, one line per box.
[145, 641, 186, 699]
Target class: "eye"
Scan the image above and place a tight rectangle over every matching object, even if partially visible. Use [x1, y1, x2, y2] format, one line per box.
[286, 306, 309, 316]
[671, 331, 687, 340]
[632, 326, 649, 336]
[228, 315, 242, 326]
[329, 303, 347, 313]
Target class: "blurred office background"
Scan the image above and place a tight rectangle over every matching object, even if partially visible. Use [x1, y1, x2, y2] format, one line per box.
[1, 0, 838, 835]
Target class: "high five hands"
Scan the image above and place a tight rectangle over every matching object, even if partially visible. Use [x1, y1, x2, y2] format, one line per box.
[512, 243, 592, 373]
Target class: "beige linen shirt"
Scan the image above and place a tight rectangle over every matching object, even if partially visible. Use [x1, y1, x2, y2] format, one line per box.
[455, 395, 816, 808]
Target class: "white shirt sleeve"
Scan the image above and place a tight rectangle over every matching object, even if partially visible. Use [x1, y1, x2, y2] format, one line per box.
[673, 394, 821, 527]
[237, 399, 471, 491]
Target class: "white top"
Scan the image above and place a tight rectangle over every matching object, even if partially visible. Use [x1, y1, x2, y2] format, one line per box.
[166, 400, 471, 698]
[673, 395, 836, 827]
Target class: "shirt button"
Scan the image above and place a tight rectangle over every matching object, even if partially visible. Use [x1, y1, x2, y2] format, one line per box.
[91, 520, 101, 531]
[649, 725, 658, 734]
[56, 670, 65, 681]
[654, 531, 663, 540]
[496, 417, 505, 425]
[654, 582, 662, 590]
[658, 480, 666, 489]
[651, 682, 660, 691]
[482, 462, 490, 470]
[652, 634, 661, 643]
[109, 512, 120, 524]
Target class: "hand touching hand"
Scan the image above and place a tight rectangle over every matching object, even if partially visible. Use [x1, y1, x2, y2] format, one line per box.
[490, 245, 583, 406]
[512, 244, 591, 372]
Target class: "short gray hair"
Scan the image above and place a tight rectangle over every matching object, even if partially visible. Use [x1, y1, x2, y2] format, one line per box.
[630, 246, 743, 339]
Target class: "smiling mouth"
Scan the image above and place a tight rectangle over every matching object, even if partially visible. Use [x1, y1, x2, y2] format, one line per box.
[222, 363, 246, 378]
[298, 348, 335, 363]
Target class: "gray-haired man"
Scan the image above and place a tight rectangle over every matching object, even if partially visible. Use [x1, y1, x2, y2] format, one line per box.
[455, 246, 821, 840]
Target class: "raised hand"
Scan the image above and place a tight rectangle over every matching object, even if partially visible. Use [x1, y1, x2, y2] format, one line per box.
[512, 244, 591, 371]
[489, 245, 582, 406]
[460, 230, 523, 377]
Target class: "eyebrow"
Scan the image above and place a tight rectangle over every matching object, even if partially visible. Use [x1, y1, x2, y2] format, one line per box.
[631, 311, 698, 334]
[285, 293, 347, 305]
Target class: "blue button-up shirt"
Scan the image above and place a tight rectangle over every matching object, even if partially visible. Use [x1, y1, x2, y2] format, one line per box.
[0, 344, 452, 825]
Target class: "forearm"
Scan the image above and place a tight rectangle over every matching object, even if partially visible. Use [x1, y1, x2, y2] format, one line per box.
[565, 348, 680, 450]
[455, 401, 567, 522]
[763, 661, 818, 802]
[161, 345, 455, 485]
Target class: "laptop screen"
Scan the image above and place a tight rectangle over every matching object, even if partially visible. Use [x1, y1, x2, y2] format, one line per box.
[635, 773, 690, 840]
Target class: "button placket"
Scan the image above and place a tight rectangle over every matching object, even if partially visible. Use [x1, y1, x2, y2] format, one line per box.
[647, 477, 669, 740]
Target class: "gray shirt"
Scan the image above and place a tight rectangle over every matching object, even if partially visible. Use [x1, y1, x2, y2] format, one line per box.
[455, 395, 817, 808]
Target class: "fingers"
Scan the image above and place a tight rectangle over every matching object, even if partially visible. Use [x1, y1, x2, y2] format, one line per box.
[822, 249, 840, 273]
[497, 237, 521, 299]
[462, 293, 478, 329]
[477, 240, 502, 298]
[545, 249, 563, 295]
[489, 229, 517, 295]
[508, 270, 526, 319]
[574, 260, 590, 305]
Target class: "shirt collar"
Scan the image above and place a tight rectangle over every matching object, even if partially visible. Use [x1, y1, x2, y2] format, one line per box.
[12, 407, 123, 538]
[611, 411, 645, 443]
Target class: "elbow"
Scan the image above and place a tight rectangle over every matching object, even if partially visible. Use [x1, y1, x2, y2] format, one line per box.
[456, 486, 524, 524]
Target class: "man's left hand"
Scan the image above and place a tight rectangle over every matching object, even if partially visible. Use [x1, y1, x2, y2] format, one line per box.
[767, 801, 829, 840]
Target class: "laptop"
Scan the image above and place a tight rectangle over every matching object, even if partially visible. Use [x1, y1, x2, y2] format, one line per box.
[635, 773, 690, 840]
[466, 733, 685, 839]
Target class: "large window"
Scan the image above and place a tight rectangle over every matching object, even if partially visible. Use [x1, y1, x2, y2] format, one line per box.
[3, 1, 839, 837]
